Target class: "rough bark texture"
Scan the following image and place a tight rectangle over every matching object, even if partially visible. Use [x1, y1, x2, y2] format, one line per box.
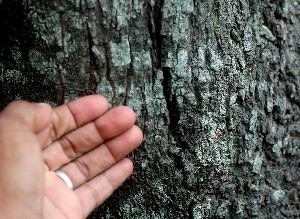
[1, 0, 300, 218]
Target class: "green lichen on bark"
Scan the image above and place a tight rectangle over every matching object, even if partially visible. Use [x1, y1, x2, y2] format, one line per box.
[91, 0, 300, 218]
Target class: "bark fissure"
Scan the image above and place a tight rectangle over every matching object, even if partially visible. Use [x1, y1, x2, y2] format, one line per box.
[86, 21, 99, 94]
[103, 43, 116, 101]
[162, 67, 187, 149]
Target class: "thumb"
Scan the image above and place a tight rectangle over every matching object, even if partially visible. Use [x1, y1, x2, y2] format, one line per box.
[0, 101, 52, 217]
[0, 101, 52, 134]
[1, 101, 53, 147]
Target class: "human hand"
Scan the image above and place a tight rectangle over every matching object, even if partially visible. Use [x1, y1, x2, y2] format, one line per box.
[0, 95, 143, 218]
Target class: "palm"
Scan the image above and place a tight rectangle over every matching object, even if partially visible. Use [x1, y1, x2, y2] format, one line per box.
[0, 95, 143, 218]
[44, 174, 82, 218]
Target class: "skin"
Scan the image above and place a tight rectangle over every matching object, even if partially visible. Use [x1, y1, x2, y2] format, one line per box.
[0, 95, 143, 219]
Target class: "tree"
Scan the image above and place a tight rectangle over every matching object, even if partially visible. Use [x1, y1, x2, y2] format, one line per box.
[1, 0, 300, 218]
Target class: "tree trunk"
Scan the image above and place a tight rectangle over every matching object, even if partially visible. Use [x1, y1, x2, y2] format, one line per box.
[1, 0, 300, 218]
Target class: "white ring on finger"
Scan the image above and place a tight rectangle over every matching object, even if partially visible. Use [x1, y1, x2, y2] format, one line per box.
[55, 170, 74, 190]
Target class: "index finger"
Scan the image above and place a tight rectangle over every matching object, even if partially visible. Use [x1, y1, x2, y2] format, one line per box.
[50, 95, 109, 142]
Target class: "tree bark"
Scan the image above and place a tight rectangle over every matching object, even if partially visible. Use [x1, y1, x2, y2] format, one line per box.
[1, 0, 300, 218]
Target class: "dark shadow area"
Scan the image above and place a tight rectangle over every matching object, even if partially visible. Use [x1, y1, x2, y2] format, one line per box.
[0, 0, 58, 110]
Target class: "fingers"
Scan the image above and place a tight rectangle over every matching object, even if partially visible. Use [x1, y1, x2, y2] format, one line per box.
[1, 95, 109, 149]
[75, 158, 134, 218]
[51, 95, 109, 141]
[58, 125, 143, 188]
[43, 106, 137, 170]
